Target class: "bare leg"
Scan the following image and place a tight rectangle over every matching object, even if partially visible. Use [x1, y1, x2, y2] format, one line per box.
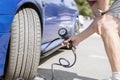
[97, 14, 120, 72]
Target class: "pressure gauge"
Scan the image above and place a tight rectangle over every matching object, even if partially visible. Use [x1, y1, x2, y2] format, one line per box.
[58, 28, 68, 38]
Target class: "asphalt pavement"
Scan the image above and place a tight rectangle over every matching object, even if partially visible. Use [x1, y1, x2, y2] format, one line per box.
[37, 20, 112, 80]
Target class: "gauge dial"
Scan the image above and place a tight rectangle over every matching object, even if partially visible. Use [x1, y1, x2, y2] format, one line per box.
[58, 28, 67, 37]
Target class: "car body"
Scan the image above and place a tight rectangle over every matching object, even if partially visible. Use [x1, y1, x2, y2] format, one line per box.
[0, 0, 79, 79]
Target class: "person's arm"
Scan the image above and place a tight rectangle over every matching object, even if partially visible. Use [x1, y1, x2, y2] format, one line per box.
[78, 0, 110, 41]
[62, 18, 97, 47]
[77, 0, 110, 43]
[62, 0, 110, 47]
[76, 15, 103, 44]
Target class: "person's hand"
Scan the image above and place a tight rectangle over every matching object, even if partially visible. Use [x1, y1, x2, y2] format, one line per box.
[62, 35, 80, 48]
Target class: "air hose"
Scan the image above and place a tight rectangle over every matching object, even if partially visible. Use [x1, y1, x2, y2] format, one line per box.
[50, 44, 76, 80]
[34, 41, 76, 80]
[34, 28, 77, 80]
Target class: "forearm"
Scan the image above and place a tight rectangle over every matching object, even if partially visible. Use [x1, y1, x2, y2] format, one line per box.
[77, 19, 97, 42]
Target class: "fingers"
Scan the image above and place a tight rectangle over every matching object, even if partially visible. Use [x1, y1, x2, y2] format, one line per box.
[62, 40, 70, 48]
[61, 37, 72, 48]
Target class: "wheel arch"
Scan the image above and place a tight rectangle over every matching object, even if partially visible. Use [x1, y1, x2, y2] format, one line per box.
[13, 2, 43, 37]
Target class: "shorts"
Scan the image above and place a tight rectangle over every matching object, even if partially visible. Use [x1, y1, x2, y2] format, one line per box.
[108, 0, 120, 18]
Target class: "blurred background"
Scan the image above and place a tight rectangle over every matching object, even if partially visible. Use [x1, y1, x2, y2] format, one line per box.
[75, 0, 114, 16]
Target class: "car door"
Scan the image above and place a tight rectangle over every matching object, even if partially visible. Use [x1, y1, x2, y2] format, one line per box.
[42, 0, 78, 44]
[41, 0, 62, 44]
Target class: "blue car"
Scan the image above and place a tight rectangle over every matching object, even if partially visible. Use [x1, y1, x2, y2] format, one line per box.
[0, 0, 79, 79]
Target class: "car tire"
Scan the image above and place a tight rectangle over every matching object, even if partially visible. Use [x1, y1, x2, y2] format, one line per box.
[4, 7, 41, 80]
